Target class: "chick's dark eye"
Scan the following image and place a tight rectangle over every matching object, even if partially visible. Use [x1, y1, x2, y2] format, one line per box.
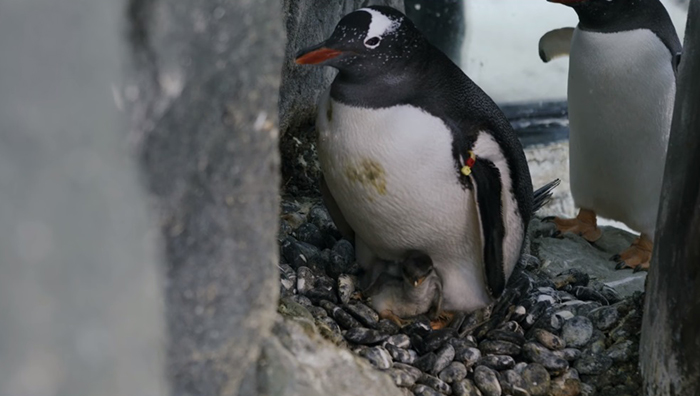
[365, 37, 381, 47]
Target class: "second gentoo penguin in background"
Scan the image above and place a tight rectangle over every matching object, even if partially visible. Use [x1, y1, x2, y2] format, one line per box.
[296, 6, 555, 323]
[540, 0, 681, 271]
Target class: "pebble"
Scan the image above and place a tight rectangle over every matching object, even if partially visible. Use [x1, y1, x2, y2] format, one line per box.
[386, 334, 412, 349]
[296, 222, 325, 249]
[279, 263, 297, 294]
[486, 329, 526, 346]
[395, 362, 424, 379]
[479, 340, 521, 355]
[414, 352, 438, 373]
[580, 383, 595, 396]
[290, 294, 313, 307]
[344, 327, 388, 345]
[404, 319, 433, 338]
[587, 306, 620, 331]
[282, 237, 321, 269]
[379, 319, 401, 335]
[521, 364, 551, 396]
[417, 374, 452, 394]
[533, 329, 566, 350]
[337, 274, 356, 305]
[455, 347, 481, 368]
[418, 329, 456, 354]
[432, 344, 456, 375]
[307, 305, 327, 319]
[574, 351, 613, 375]
[387, 344, 417, 364]
[549, 377, 582, 396]
[606, 340, 636, 362]
[561, 348, 582, 362]
[359, 346, 393, 369]
[296, 266, 316, 295]
[562, 316, 594, 348]
[522, 342, 569, 374]
[439, 362, 468, 383]
[328, 239, 358, 277]
[452, 379, 483, 396]
[316, 316, 344, 344]
[512, 306, 527, 322]
[473, 366, 502, 396]
[345, 301, 380, 328]
[413, 384, 443, 396]
[390, 368, 418, 388]
[332, 306, 362, 329]
[477, 355, 515, 371]
[308, 205, 335, 232]
[450, 337, 477, 351]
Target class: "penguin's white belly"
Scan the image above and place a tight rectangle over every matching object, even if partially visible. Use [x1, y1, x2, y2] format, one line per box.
[568, 28, 676, 237]
[317, 94, 492, 311]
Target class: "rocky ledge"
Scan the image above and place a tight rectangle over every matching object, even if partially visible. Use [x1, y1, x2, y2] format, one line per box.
[276, 198, 647, 396]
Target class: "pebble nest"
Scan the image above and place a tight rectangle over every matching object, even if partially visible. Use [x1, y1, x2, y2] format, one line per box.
[279, 199, 644, 396]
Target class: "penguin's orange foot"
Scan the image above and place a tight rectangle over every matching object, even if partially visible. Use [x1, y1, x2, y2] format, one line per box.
[611, 235, 653, 272]
[429, 311, 456, 330]
[379, 310, 409, 327]
[546, 208, 602, 242]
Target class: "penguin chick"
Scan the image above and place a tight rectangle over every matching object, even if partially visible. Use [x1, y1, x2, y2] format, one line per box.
[543, 0, 681, 271]
[364, 250, 445, 328]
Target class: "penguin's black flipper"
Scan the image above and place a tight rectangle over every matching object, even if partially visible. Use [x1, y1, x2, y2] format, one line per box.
[320, 176, 355, 240]
[532, 179, 561, 214]
[470, 160, 506, 299]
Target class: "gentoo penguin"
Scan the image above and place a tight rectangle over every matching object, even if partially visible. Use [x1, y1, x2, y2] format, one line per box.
[363, 251, 445, 327]
[541, 0, 681, 271]
[295, 6, 537, 316]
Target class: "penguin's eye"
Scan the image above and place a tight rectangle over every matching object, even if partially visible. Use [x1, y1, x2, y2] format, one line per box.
[364, 36, 381, 49]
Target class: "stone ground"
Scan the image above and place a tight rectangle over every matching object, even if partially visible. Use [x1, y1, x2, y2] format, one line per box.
[275, 191, 648, 396]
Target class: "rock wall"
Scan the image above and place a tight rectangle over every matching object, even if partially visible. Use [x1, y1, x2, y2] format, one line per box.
[126, 0, 283, 394]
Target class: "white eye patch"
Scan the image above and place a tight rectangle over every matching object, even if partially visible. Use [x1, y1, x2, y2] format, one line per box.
[359, 8, 400, 49]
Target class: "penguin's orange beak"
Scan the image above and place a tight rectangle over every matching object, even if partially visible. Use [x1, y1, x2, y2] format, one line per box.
[295, 42, 343, 65]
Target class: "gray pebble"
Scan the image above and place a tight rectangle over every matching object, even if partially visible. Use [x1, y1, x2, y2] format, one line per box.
[586, 338, 607, 355]
[315, 316, 343, 344]
[560, 348, 582, 362]
[344, 327, 388, 345]
[296, 266, 316, 295]
[433, 344, 456, 375]
[450, 337, 478, 351]
[378, 319, 401, 335]
[279, 263, 297, 294]
[549, 377, 582, 396]
[455, 347, 481, 368]
[533, 329, 566, 350]
[502, 370, 525, 390]
[345, 301, 379, 328]
[395, 362, 423, 379]
[562, 316, 594, 348]
[337, 274, 356, 305]
[473, 366, 502, 396]
[359, 346, 393, 369]
[521, 364, 551, 396]
[512, 305, 527, 322]
[580, 382, 595, 396]
[452, 379, 483, 396]
[307, 305, 327, 319]
[291, 294, 313, 307]
[387, 344, 416, 364]
[522, 342, 569, 375]
[413, 384, 443, 396]
[587, 305, 620, 331]
[606, 340, 636, 362]
[419, 329, 457, 354]
[477, 355, 516, 371]
[332, 306, 363, 329]
[386, 334, 412, 349]
[486, 329, 526, 346]
[328, 239, 357, 277]
[404, 319, 433, 337]
[281, 237, 321, 269]
[514, 362, 528, 374]
[414, 352, 438, 373]
[390, 368, 418, 388]
[574, 351, 613, 375]
[418, 374, 452, 394]
[479, 340, 521, 355]
[296, 222, 325, 249]
[439, 362, 468, 384]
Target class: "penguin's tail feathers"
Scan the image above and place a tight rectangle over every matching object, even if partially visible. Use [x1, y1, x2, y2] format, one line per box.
[532, 178, 561, 214]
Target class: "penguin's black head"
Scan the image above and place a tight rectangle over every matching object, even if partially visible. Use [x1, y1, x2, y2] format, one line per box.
[295, 6, 426, 77]
[400, 250, 434, 288]
[548, 0, 649, 29]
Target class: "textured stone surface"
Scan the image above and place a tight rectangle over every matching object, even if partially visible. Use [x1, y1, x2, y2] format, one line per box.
[0, 0, 166, 395]
[126, 0, 283, 394]
[279, 0, 404, 193]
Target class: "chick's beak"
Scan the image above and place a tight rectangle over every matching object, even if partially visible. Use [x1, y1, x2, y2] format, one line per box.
[413, 276, 426, 288]
[295, 41, 344, 65]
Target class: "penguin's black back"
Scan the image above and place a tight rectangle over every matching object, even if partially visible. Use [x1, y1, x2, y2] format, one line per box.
[330, 43, 535, 227]
[577, 0, 681, 57]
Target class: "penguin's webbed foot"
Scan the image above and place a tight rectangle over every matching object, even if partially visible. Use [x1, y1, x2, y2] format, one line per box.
[610, 235, 653, 272]
[379, 309, 409, 327]
[429, 311, 456, 330]
[547, 208, 602, 242]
